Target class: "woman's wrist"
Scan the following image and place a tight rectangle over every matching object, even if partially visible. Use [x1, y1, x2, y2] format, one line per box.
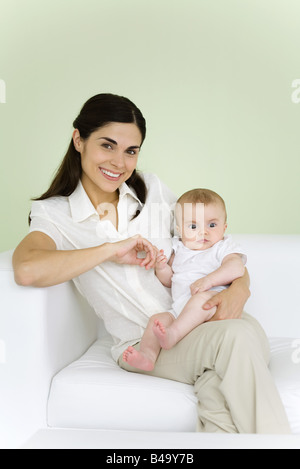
[231, 271, 251, 299]
[100, 242, 115, 263]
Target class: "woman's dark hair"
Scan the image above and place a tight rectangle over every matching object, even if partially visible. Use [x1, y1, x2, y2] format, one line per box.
[31, 93, 147, 216]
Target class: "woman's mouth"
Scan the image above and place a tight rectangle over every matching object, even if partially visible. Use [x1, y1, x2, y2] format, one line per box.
[100, 168, 123, 181]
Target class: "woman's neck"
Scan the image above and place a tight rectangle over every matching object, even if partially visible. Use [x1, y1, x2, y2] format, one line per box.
[81, 175, 119, 209]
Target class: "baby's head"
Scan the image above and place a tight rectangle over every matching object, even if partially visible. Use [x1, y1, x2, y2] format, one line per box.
[175, 189, 228, 251]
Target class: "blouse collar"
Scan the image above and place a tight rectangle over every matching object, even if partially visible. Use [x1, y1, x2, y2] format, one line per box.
[69, 180, 142, 222]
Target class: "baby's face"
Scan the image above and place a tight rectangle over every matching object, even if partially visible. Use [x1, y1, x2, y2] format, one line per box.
[176, 202, 227, 251]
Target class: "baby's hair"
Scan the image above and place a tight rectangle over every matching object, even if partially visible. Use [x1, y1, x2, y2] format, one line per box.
[176, 188, 227, 221]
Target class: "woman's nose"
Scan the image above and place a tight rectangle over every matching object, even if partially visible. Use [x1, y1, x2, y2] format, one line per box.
[110, 151, 125, 168]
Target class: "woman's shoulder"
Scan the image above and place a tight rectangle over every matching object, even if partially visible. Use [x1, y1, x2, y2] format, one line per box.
[30, 194, 69, 218]
[140, 171, 160, 186]
[141, 172, 178, 205]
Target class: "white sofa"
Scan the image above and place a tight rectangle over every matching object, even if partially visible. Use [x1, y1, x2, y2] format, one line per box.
[1, 235, 300, 449]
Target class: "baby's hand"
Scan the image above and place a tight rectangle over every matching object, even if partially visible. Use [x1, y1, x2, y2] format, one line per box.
[155, 249, 168, 271]
[190, 276, 213, 295]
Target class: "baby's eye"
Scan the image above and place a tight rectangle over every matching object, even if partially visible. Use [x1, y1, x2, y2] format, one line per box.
[209, 223, 217, 228]
[188, 224, 197, 230]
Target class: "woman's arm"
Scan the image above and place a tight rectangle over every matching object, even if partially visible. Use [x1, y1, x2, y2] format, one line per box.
[202, 268, 251, 321]
[13, 232, 156, 288]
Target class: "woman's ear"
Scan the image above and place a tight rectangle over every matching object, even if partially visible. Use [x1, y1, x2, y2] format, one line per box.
[73, 129, 82, 153]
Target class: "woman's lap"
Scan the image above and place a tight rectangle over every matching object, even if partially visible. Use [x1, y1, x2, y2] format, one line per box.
[118, 312, 291, 433]
[118, 312, 270, 384]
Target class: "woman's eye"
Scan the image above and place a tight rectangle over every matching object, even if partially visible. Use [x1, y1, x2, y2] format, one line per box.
[127, 149, 139, 157]
[102, 144, 113, 150]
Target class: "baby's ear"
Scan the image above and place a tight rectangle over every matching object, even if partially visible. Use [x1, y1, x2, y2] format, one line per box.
[175, 225, 181, 236]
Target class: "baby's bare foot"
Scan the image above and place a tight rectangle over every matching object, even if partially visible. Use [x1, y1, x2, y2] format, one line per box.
[122, 346, 155, 371]
[153, 320, 176, 350]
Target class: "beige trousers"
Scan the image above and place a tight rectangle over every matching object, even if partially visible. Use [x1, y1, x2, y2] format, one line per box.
[118, 313, 291, 434]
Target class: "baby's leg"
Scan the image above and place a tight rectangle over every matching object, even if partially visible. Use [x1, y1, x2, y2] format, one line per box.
[153, 291, 218, 350]
[123, 312, 174, 371]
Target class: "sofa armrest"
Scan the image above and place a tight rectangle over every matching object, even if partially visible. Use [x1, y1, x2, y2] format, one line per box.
[0, 250, 98, 448]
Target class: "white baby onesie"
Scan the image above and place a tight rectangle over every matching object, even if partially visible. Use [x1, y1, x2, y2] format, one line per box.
[169, 235, 247, 317]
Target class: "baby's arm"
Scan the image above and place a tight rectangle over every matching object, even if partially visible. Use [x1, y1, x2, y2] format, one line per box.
[155, 250, 174, 288]
[191, 253, 245, 295]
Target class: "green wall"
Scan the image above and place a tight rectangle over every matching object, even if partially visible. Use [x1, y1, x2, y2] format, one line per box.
[1, 0, 300, 252]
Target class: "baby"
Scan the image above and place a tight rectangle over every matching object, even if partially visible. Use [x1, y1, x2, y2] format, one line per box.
[123, 188, 247, 371]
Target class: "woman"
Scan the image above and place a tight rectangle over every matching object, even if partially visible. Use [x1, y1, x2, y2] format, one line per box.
[13, 93, 290, 433]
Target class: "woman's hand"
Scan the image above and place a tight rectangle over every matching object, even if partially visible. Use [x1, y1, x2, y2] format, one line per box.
[202, 270, 251, 321]
[107, 235, 157, 270]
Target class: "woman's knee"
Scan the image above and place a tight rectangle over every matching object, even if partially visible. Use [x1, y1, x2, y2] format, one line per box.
[216, 317, 270, 363]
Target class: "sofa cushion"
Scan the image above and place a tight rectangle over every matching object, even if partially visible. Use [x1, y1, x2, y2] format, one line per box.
[47, 336, 300, 433]
[269, 338, 300, 434]
[47, 337, 198, 432]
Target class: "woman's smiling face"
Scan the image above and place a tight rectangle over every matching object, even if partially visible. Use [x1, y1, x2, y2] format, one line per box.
[73, 122, 142, 206]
